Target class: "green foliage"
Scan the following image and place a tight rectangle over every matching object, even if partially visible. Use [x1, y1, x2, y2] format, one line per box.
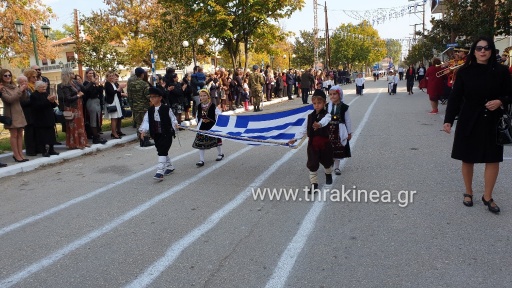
[162, 0, 306, 70]
[385, 40, 401, 64]
[293, 30, 323, 70]
[329, 21, 386, 70]
[74, 11, 127, 79]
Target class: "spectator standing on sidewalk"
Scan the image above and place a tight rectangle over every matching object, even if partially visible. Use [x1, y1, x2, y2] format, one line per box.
[127, 67, 152, 146]
[248, 65, 265, 112]
[300, 69, 314, 104]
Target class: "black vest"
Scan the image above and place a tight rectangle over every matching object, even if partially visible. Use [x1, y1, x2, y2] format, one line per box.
[148, 105, 175, 138]
[307, 109, 330, 138]
[330, 102, 349, 124]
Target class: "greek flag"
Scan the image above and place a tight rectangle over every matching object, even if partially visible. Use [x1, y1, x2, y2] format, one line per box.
[204, 105, 313, 147]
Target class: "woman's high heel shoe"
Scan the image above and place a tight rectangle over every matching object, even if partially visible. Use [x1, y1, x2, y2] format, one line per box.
[111, 133, 121, 139]
[13, 156, 28, 163]
[117, 131, 126, 136]
[482, 196, 500, 214]
[463, 194, 473, 207]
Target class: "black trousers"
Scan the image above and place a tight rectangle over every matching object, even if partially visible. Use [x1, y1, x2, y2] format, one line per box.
[153, 133, 173, 156]
[24, 124, 38, 154]
[302, 88, 310, 104]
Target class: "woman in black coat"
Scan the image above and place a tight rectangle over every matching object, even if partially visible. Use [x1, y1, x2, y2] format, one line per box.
[30, 81, 59, 156]
[443, 36, 512, 213]
[405, 64, 416, 95]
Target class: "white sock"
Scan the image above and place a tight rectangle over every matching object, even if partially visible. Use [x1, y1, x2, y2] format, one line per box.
[334, 159, 340, 170]
[157, 156, 167, 173]
[217, 146, 223, 155]
[199, 150, 205, 162]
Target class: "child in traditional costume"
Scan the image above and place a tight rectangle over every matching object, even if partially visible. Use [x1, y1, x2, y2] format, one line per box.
[289, 89, 333, 191]
[192, 88, 224, 167]
[139, 87, 179, 181]
[319, 85, 352, 176]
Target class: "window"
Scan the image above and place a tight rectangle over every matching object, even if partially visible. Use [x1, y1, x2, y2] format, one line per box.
[66, 52, 75, 63]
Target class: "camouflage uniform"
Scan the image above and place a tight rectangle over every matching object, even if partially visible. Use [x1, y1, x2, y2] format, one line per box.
[127, 77, 150, 137]
[249, 70, 265, 111]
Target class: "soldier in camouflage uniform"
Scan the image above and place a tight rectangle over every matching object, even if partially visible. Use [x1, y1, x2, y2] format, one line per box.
[127, 67, 151, 145]
[248, 65, 265, 112]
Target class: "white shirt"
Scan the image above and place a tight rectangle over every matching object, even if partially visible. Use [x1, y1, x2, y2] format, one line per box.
[139, 104, 179, 134]
[355, 77, 365, 86]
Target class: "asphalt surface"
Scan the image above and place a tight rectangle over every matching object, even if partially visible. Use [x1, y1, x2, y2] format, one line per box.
[1, 78, 511, 288]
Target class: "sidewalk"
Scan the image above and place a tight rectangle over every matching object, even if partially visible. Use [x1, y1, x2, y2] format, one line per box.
[0, 96, 292, 179]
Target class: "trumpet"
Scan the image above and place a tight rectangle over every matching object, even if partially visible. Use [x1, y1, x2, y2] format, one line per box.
[436, 63, 464, 77]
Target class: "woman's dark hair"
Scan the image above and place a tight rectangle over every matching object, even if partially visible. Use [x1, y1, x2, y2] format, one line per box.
[463, 36, 497, 68]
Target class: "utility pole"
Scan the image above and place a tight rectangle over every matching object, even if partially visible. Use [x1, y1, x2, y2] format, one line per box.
[313, 0, 318, 69]
[324, 1, 329, 71]
[74, 9, 83, 78]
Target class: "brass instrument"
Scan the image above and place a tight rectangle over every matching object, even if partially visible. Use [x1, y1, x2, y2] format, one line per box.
[436, 62, 464, 77]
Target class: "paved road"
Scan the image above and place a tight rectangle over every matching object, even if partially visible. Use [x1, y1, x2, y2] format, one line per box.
[1, 78, 511, 288]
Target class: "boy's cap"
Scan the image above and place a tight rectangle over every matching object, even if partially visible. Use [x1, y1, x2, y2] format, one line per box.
[312, 89, 326, 100]
[148, 87, 162, 96]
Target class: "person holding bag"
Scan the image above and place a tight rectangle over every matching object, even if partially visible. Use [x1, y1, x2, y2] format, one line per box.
[104, 71, 124, 139]
[443, 36, 512, 214]
[58, 68, 89, 149]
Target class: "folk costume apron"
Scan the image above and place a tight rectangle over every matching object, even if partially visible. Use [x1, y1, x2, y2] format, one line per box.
[328, 103, 351, 159]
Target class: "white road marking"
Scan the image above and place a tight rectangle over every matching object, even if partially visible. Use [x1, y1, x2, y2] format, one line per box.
[0, 150, 197, 238]
[265, 89, 383, 288]
[124, 93, 364, 288]
[0, 147, 252, 288]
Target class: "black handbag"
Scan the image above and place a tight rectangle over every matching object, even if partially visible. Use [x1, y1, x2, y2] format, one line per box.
[497, 109, 512, 145]
[106, 105, 118, 113]
[0, 115, 12, 126]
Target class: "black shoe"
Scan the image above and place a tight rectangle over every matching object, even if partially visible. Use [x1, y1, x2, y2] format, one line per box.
[0, 162, 7, 167]
[12, 156, 26, 163]
[48, 150, 60, 156]
[118, 131, 126, 136]
[463, 193, 473, 207]
[93, 137, 107, 144]
[111, 134, 121, 139]
[216, 154, 224, 161]
[153, 173, 164, 181]
[326, 174, 333, 185]
[196, 161, 204, 167]
[482, 196, 500, 213]
[42, 153, 51, 157]
[143, 136, 154, 147]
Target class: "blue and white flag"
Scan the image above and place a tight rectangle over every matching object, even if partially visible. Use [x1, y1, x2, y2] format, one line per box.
[188, 105, 313, 147]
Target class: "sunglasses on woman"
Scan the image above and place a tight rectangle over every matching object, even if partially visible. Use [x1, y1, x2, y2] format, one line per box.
[475, 46, 491, 52]
[3, 74, 12, 78]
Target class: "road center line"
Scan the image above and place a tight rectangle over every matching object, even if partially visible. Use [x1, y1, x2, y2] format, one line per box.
[265, 89, 383, 288]
[0, 146, 252, 288]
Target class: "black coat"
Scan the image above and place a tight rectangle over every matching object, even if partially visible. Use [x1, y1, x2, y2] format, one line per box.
[30, 91, 57, 128]
[444, 63, 512, 163]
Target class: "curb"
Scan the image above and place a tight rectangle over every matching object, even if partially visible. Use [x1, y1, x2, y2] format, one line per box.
[0, 135, 137, 179]
[0, 96, 295, 179]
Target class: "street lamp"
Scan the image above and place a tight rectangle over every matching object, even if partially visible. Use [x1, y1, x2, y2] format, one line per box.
[14, 19, 51, 66]
[182, 38, 204, 68]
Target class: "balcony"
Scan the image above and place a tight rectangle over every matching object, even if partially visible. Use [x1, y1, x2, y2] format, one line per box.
[40, 62, 76, 72]
[431, 0, 447, 14]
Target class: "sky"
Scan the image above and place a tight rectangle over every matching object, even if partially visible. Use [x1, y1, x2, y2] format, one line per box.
[42, 0, 435, 54]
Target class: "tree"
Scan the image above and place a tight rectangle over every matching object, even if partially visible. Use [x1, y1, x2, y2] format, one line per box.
[428, 0, 511, 45]
[294, 30, 323, 70]
[103, 0, 163, 67]
[329, 22, 385, 71]
[49, 24, 75, 41]
[164, 0, 306, 71]
[0, 0, 56, 67]
[74, 12, 127, 79]
[386, 40, 402, 65]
